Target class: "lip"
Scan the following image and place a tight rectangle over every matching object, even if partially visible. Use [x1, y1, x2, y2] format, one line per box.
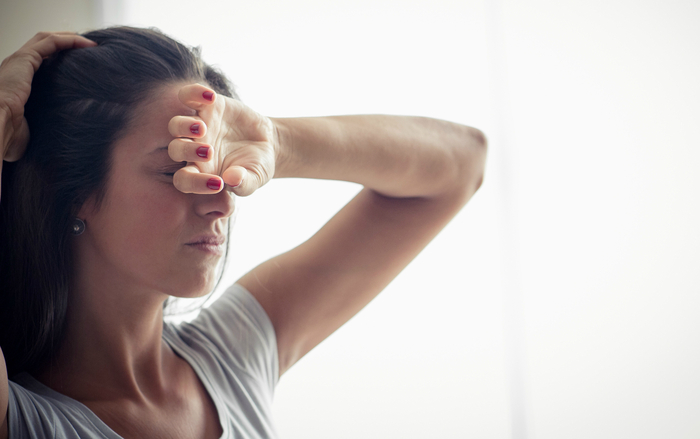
[185, 235, 226, 256]
[185, 235, 226, 245]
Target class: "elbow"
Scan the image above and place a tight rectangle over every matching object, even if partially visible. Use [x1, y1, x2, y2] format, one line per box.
[455, 126, 488, 195]
[470, 127, 488, 191]
[433, 126, 487, 203]
[417, 123, 488, 200]
[469, 126, 488, 150]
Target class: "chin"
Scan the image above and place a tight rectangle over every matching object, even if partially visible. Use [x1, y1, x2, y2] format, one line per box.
[164, 272, 218, 299]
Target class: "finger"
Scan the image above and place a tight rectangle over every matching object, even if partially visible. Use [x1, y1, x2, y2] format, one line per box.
[222, 166, 262, 197]
[173, 164, 223, 194]
[178, 83, 216, 111]
[167, 138, 213, 162]
[221, 166, 245, 189]
[168, 115, 207, 139]
[21, 31, 77, 47]
[72, 36, 99, 48]
[30, 33, 97, 59]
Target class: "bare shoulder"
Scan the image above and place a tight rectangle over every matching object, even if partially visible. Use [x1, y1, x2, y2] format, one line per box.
[1, 346, 8, 439]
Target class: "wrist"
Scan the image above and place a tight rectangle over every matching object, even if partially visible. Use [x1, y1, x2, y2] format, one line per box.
[270, 117, 294, 179]
[266, 117, 345, 182]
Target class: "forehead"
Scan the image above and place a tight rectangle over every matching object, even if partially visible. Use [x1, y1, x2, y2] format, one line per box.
[114, 81, 199, 155]
[133, 81, 198, 130]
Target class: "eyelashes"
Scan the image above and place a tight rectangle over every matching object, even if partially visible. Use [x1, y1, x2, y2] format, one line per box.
[162, 162, 187, 177]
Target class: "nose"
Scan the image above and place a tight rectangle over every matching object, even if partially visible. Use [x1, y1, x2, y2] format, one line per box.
[194, 185, 236, 219]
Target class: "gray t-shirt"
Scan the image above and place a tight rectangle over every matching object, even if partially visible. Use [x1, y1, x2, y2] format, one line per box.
[6, 283, 280, 438]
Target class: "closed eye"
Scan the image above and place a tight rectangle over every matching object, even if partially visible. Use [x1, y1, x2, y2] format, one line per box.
[162, 162, 187, 177]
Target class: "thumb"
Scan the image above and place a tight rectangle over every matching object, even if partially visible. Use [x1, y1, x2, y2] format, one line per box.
[222, 165, 264, 197]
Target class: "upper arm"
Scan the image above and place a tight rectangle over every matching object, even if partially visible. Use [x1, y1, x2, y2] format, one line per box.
[238, 178, 482, 377]
[1, 346, 8, 439]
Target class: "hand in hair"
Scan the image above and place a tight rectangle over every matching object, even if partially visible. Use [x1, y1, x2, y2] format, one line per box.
[0, 32, 97, 162]
[0, 31, 97, 202]
[166, 83, 278, 197]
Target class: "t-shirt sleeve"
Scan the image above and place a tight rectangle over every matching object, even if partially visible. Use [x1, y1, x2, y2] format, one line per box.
[178, 283, 279, 393]
[6, 379, 119, 439]
[7, 382, 58, 438]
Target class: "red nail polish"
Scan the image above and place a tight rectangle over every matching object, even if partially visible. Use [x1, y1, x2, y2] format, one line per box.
[207, 178, 221, 191]
[190, 123, 200, 135]
[203, 91, 214, 101]
[196, 146, 209, 158]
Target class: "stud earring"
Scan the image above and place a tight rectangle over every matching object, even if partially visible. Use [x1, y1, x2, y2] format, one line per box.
[71, 217, 86, 235]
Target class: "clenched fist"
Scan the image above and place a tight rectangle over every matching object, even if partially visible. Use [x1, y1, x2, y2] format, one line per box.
[166, 83, 279, 197]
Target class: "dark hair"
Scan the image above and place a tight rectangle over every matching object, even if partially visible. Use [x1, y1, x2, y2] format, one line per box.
[0, 26, 238, 378]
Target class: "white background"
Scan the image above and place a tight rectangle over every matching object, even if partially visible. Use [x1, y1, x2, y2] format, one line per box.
[2, 0, 699, 437]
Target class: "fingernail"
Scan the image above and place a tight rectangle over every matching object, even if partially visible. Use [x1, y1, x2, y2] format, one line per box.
[207, 178, 221, 191]
[203, 91, 214, 101]
[190, 123, 200, 135]
[196, 146, 209, 158]
[232, 178, 243, 188]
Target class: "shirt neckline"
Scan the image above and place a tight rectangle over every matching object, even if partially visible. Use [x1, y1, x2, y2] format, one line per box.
[162, 321, 229, 439]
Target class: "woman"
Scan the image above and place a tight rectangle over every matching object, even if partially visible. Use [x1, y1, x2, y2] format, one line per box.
[0, 27, 486, 438]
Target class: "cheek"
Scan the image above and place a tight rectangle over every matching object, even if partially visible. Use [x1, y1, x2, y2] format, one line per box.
[105, 181, 188, 262]
[137, 191, 183, 243]
[91, 176, 219, 296]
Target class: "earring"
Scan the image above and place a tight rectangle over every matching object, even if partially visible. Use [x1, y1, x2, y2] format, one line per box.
[71, 217, 86, 235]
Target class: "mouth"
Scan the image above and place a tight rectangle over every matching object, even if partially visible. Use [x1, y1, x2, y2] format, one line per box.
[185, 235, 226, 255]
[186, 235, 226, 245]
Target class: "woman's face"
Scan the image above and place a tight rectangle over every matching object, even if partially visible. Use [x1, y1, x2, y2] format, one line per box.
[76, 81, 235, 299]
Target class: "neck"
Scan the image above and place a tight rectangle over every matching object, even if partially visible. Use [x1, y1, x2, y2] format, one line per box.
[35, 251, 177, 404]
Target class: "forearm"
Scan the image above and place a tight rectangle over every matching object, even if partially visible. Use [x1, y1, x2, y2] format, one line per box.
[272, 115, 487, 198]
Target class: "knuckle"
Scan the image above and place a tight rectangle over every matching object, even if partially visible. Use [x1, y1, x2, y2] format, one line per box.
[12, 49, 32, 60]
[167, 117, 180, 135]
[184, 143, 196, 160]
[170, 140, 184, 160]
[11, 50, 41, 68]
[167, 139, 177, 159]
[173, 172, 190, 193]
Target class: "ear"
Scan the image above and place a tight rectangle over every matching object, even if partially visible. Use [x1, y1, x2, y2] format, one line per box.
[76, 192, 99, 221]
